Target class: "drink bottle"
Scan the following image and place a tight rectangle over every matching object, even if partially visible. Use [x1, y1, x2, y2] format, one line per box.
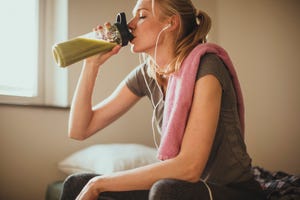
[52, 12, 133, 67]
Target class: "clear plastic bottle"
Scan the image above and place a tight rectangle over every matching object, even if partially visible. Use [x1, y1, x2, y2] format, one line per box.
[52, 12, 133, 67]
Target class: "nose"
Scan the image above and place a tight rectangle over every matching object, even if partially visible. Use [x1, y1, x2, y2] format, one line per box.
[127, 17, 136, 31]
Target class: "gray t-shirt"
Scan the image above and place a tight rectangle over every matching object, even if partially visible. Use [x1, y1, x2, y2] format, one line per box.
[125, 53, 253, 185]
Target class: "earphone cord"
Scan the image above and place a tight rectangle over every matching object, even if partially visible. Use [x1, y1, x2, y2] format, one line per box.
[139, 25, 169, 150]
[141, 67, 163, 150]
[202, 181, 213, 200]
[153, 25, 169, 72]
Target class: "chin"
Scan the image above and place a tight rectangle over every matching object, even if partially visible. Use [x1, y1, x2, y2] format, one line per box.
[129, 41, 153, 54]
[130, 44, 138, 53]
[130, 44, 144, 54]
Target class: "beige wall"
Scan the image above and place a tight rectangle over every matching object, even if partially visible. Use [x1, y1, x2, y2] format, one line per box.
[214, 0, 300, 173]
[0, 0, 299, 199]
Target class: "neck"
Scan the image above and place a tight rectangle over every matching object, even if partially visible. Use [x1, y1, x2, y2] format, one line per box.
[150, 46, 175, 74]
[150, 30, 176, 70]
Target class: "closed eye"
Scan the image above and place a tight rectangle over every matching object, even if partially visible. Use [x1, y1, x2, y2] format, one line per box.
[139, 10, 147, 19]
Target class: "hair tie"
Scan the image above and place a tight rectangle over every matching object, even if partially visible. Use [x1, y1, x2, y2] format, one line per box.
[195, 10, 201, 26]
[196, 16, 200, 26]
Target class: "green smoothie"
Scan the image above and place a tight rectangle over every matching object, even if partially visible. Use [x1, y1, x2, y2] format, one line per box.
[52, 37, 117, 67]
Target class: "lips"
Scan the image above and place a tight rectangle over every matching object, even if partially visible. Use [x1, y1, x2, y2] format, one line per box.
[129, 35, 136, 44]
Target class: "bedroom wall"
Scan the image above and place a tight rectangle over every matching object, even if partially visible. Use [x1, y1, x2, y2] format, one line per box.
[214, 0, 300, 173]
[0, 0, 299, 200]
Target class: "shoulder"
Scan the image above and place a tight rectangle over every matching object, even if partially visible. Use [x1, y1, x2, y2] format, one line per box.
[197, 53, 225, 77]
[196, 53, 231, 90]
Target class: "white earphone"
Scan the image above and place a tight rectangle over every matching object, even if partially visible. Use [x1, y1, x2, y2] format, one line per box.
[161, 23, 171, 31]
[153, 22, 172, 75]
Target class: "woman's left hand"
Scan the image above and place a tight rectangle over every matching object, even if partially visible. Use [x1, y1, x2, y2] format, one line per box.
[75, 177, 101, 200]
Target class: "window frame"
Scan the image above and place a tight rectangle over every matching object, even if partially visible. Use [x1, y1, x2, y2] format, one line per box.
[0, 0, 69, 107]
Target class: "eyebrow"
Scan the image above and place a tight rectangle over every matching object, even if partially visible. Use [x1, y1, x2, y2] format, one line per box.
[132, 8, 150, 17]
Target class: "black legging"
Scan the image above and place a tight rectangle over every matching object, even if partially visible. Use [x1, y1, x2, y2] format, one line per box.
[60, 173, 266, 200]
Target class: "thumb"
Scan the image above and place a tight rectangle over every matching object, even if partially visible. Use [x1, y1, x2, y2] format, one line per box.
[111, 45, 122, 54]
[107, 45, 122, 56]
[101, 45, 122, 61]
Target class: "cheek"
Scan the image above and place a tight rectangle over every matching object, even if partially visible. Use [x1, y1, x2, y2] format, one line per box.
[131, 37, 156, 53]
[136, 29, 161, 48]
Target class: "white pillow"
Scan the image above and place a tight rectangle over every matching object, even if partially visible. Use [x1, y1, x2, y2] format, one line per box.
[58, 143, 159, 175]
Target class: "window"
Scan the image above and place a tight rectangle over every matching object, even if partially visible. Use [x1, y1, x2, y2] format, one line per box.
[0, 0, 38, 97]
[0, 0, 69, 107]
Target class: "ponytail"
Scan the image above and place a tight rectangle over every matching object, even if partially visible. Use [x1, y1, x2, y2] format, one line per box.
[195, 10, 212, 43]
[169, 9, 211, 73]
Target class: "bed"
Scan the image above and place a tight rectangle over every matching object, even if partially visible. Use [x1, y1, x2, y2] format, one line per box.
[45, 181, 63, 200]
[45, 144, 300, 200]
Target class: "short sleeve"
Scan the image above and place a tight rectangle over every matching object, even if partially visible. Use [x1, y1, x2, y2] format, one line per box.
[197, 53, 231, 91]
[125, 64, 148, 97]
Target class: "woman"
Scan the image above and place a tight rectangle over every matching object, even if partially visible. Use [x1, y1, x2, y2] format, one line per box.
[60, 0, 266, 199]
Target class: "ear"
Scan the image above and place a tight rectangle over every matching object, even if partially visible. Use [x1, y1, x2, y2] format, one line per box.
[167, 14, 180, 31]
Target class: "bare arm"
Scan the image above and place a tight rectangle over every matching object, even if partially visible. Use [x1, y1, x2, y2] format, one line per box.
[68, 45, 140, 140]
[76, 74, 222, 199]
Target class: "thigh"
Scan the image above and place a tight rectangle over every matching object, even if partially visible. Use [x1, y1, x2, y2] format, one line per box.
[149, 179, 211, 200]
[99, 190, 149, 200]
[149, 178, 266, 200]
[60, 173, 149, 200]
[208, 182, 262, 200]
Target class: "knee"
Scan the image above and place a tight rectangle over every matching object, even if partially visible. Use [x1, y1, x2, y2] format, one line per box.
[60, 174, 82, 200]
[64, 173, 98, 189]
[61, 173, 85, 195]
[63, 174, 79, 189]
[149, 179, 179, 200]
[61, 173, 98, 200]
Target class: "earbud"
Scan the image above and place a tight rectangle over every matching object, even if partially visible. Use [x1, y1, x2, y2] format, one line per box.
[161, 23, 171, 31]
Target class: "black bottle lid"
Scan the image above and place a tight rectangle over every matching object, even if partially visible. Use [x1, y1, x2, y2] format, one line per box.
[114, 12, 134, 46]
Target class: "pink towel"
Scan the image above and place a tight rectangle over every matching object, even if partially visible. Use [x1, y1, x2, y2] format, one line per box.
[158, 43, 244, 160]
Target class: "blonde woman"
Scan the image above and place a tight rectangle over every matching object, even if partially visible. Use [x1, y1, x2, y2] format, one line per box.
[60, 0, 265, 199]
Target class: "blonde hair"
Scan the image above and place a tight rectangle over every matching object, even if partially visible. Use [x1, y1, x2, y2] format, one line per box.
[145, 0, 211, 79]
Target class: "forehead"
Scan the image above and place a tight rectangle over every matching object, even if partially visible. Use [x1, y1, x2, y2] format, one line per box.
[132, 0, 152, 15]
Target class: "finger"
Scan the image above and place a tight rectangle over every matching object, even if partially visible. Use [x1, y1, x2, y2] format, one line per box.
[100, 45, 121, 61]
[104, 22, 111, 29]
[96, 25, 103, 30]
[111, 45, 122, 54]
[107, 45, 122, 57]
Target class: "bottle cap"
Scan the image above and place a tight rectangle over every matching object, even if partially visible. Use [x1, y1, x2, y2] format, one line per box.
[114, 12, 134, 46]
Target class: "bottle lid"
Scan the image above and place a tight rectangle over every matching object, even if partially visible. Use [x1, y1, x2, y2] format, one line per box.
[114, 12, 134, 46]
